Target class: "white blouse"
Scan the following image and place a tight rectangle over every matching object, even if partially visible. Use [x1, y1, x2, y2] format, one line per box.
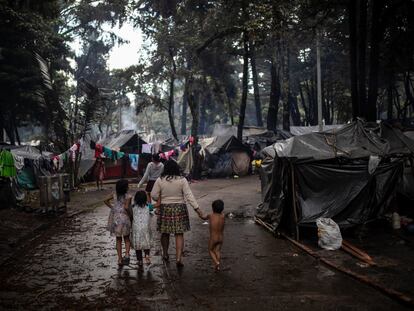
[151, 176, 199, 210]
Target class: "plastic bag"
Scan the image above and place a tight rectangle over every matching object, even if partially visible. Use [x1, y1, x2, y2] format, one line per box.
[316, 218, 342, 250]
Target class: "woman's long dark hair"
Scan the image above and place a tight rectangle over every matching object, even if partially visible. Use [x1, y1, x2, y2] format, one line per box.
[161, 159, 181, 181]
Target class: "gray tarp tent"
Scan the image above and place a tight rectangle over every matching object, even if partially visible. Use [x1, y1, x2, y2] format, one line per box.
[78, 130, 147, 179]
[209, 124, 291, 151]
[256, 120, 414, 236]
[200, 135, 252, 177]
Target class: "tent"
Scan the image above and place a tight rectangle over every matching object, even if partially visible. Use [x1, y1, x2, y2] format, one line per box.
[200, 135, 252, 177]
[0, 144, 52, 189]
[256, 120, 414, 237]
[244, 129, 292, 152]
[209, 124, 291, 152]
[79, 130, 147, 180]
[289, 124, 345, 136]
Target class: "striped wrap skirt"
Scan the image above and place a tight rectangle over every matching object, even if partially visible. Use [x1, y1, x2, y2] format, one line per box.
[157, 203, 190, 234]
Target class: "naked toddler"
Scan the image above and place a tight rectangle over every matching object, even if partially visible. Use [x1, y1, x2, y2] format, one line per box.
[201, 200, 225, 271]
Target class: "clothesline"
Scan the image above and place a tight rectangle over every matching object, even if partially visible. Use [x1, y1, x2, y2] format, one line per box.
[2, 135, 196, 176]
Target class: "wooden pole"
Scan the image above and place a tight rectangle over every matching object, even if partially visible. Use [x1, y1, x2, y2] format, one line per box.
[282, 233, 414, 308]
[290, 163, 300, 240]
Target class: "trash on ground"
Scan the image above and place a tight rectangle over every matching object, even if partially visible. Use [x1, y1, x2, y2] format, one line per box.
[316, 218, 342, 250]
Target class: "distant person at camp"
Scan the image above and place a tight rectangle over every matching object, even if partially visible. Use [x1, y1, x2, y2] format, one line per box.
[104, 179, 132, 267]
[138, 153, 164, 206]
[200, 199, 225, 271]
[151, 159, 205, 267]
[94, 157, 106, 190]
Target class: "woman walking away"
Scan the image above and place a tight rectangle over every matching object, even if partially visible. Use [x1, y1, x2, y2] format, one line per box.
[131, 190, 152, 267]
[105, 179, 132, 266]
[151, 160, 205, 267]
[138, 154, 164, 206]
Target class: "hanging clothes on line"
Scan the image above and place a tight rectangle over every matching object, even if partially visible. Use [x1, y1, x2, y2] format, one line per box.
[52, 156, 59, 171]
[129, 154, 139, 171]
[0, 150, 17, 177]
[94, 144, 103, 158]
[142, 144, 152, 154]
[69, 143, 79, 162]
[103, 146, 113, 159]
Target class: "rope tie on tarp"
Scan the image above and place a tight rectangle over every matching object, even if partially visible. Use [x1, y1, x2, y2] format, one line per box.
[323, 129, 350, 158]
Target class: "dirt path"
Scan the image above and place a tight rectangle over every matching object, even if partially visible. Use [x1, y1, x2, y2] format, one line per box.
[0, 176, 410, 310]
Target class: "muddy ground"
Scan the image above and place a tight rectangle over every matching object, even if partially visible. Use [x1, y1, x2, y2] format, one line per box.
[0, 176, 413, 310]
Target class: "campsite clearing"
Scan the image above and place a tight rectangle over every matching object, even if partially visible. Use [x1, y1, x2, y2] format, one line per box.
[0, 176, 412, 310]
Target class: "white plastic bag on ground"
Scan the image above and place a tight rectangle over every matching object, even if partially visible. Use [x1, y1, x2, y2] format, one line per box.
[316, 218, 342, 250]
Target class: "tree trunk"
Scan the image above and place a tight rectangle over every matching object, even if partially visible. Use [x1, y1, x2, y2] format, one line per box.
[290, 94, 301, 126]
[267, 59, 280, 130]
[357, 0, 367, 118]
[366, 0, 384, 121]
[348, 0, 359, 119]
[199, 93, 207, 135]
[387, 84, 393, 120]
[237, 30, 249, 140]
[322, 82, 331, 124]
[225, 87, 235, 125]
[249, 40, 263, 127]
[299, 83, 310, 125]
[168, 72, 178, 140]
[168, 50, 178, 140]
[404, 71, 414, 112]
[282, 45, 291, 131]
[181, 79, 188, 135]
[305, 80, 317, 125]
[186, 73, 199, 141]
[15, 126, 21, 145]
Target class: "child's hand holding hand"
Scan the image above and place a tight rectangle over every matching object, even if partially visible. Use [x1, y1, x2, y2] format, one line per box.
[196, 208, 207, 220]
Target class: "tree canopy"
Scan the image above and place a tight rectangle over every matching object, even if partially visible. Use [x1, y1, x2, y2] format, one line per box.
[1, 0, 413, 148]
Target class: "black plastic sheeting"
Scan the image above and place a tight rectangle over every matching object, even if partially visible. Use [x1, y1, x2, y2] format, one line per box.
[295, 160, 403, 225]
[256, 157, 404, 231]
[209, 153, 233, 177]
[256, 120, 413, 233]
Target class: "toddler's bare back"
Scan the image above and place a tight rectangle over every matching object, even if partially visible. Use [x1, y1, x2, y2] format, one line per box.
[209, 213, 225, 242]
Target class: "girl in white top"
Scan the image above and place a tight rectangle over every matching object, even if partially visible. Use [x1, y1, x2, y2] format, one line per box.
[130, 190, 152, 266]
[151, 160, 204, 267]
[138, 154, 164, 206]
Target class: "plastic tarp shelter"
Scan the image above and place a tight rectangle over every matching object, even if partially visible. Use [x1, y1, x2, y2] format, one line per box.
[290, 124, 345, 136]
[1, 145, 51, 189]
[256, 120, 414, 234]
[78, 130, 147, 179]
[199, 135, 252, 177]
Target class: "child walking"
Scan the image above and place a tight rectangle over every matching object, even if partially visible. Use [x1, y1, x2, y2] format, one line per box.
[130, 191, 152, 267]
[201, 200, 225, 271]
[105, 179, 132, 266]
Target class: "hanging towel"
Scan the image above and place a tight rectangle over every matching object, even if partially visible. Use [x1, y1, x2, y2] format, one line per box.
[117, 151, 125, 159]
[58, 154, 64, 170]
[0, 150, 17, 177]
[142, 144, 152, 154]
[52, 156, 59, 170]
[129, 154, 139, 171]
[69, 144, 79, 162]
[103, 146, 113, 159]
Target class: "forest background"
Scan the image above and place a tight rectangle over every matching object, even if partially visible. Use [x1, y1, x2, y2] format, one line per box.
[1, 0, 413, 151]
